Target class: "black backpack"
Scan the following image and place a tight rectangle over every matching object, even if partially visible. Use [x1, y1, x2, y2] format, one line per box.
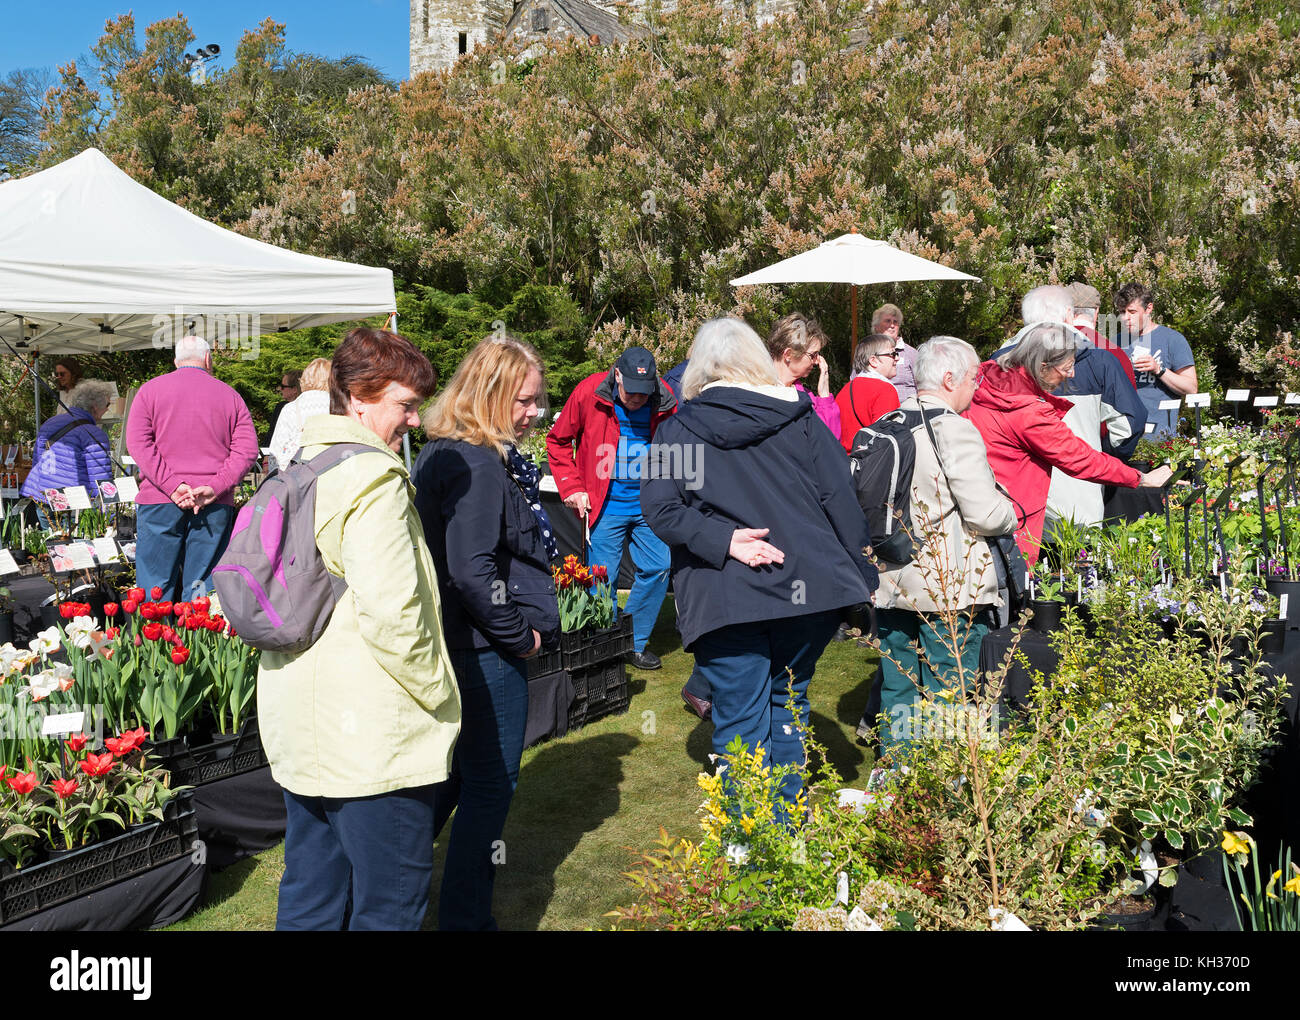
[847, 407, 945, 565]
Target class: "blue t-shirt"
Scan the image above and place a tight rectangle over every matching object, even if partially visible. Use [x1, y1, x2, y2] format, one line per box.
[605, 399, 653, 514]
[1128, 325, 1194, 440]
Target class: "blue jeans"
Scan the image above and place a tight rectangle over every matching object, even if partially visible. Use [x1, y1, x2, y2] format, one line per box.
[587, 510, 670, 654]
[135, 502, 235, 601]
[434, 647, 529, 931]
[276, 785, 438, 930]
[693, 610, 840, 816]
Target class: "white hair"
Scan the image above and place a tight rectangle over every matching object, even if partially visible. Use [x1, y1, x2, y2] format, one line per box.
[680, 318, 779, 400]
[1021, 285, 1074, 325]
[915, 336, 978, 392]
[174, 334, 211, 363]
[66, 379, 114, 415]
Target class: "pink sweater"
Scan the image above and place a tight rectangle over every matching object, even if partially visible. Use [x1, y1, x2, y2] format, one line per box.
[125, 367, 260, 506]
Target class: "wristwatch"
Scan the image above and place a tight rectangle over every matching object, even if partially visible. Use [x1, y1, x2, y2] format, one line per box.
[1156, 367, 1167, 379]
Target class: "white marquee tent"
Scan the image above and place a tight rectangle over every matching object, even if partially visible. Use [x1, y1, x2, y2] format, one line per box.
[0, 148, 395, 356]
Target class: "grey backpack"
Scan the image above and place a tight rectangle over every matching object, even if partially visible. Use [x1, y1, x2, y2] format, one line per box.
[212, 442, 378, 654]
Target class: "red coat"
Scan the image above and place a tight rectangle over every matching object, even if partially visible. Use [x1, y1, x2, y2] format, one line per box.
[546, 368, 678, 527]
[965, 361, 1142, 563]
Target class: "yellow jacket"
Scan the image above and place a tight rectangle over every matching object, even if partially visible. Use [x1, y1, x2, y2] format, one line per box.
[257, 415, 461, 797]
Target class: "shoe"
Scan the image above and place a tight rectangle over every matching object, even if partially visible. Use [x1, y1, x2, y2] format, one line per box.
[831, 623, 851, 642]
[627, 650, 662, 670]
[681, 685, 712, 720]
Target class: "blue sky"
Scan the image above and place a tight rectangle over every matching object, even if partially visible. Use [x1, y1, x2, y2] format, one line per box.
[0, 0, 414, 83]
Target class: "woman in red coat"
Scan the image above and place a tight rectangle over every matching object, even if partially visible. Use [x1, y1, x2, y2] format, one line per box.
[966, 324, 1171, 563]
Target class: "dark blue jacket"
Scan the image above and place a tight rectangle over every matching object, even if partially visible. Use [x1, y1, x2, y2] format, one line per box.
[641, 386, 875, 651]
[994, 331, 1145, 460]
[413, 438, 560, 658]
[662, 360, 689, 401]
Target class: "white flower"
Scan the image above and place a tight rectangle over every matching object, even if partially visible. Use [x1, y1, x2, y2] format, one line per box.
[26, 670, 59, 702]
[29, 627, 60, 657]
[66, 616, 96, 650]
[725, 843, 750, 866]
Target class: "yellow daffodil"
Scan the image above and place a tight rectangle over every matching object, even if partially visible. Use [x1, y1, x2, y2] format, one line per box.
[1221, 830, 1251, 857]
[1266, 870, 1281, 900]
[1286, 872, 1300, 896]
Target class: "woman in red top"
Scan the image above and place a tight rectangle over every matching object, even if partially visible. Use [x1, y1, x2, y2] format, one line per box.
[966, 324, 1171, 563]
[835, 333, 902, 450]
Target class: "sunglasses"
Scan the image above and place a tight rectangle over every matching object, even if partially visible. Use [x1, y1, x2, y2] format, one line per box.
[873, 351, 902, 361]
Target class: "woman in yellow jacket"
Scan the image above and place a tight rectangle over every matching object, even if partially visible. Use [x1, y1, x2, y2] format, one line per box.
[257, 328, 461, 930]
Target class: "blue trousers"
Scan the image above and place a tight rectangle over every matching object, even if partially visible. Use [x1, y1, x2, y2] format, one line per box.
[587, 510, 670, 653]
[135, 502, 235, 601]
[693, 610, 840, 815]
[433, 647, 529, 931]
[276, 785, 438, 930]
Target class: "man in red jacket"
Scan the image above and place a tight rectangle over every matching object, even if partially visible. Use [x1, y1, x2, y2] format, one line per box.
[546, 347, 678, 669]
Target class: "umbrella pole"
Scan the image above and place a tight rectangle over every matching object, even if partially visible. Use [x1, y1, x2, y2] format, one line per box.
[850, 285, 858, 357]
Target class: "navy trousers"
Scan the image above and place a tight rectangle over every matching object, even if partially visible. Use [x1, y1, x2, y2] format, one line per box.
[276, 785, 438, 931]
[433, 646, 529, 931]
[135, 501, 235, 601]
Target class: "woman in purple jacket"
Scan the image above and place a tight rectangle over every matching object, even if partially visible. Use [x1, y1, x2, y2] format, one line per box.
[22, 380, 114, 516]
[766, 313, 842, 440]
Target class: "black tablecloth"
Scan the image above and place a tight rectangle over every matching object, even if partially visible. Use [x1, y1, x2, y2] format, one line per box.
[542, 490, 637, 589]
[1103, 483, 1166, 523]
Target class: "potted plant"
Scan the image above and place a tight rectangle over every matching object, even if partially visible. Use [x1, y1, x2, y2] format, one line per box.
[1028, 564, 1067, 634]
[0, 587, 12, 644]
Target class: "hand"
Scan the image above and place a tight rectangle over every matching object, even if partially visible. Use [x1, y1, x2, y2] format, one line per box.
[171, 483, 194, 509]
[187, 485, 217, 513]
[1140, 465, 1174, 488]
[813, 354, 831, 398]
[1132, 352, 1162, 375]
[728, 527, 785, 569]
[563, 491, 591, 515]
[521, 629, 542, 659]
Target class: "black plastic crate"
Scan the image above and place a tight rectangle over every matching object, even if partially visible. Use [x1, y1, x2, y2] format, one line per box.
[560, 615, 634, 671]
[0, 791, 198, 926]
[567, 658, 630, 730]
[526, 646, 563, 679]
[151, 716, 269, 788]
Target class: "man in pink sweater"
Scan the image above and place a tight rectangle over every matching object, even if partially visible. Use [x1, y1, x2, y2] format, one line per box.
[126, 335, 260, 600]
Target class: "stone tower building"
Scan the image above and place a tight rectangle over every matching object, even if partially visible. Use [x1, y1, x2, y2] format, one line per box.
[410, 0, 517, 76]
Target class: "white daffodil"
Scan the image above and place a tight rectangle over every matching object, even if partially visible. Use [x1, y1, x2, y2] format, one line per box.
[29, 627, 61, 657]
[65, 616, 97, 650]
[26, 670, 60, 702]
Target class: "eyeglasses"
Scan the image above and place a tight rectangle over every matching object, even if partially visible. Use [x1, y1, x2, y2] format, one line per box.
[873, 351, 902, 361]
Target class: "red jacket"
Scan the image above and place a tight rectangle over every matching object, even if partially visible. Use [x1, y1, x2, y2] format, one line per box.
[546, 368, 678, 527]
[965, 361, 1142, 563]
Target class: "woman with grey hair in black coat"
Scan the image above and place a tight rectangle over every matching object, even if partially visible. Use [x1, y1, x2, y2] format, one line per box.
[642, 317, 875, 819]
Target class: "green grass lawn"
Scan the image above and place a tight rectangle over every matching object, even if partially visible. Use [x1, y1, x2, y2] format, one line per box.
[166, 600, 879, 931]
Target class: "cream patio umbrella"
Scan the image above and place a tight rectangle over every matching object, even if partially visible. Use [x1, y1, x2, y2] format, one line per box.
[730, 230, 981, 352]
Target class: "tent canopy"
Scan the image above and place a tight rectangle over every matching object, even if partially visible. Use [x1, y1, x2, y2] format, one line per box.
[730, 232, 981, 288]
[0, 149, 395, 354]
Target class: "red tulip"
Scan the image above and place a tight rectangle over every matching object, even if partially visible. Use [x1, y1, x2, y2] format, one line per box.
[157, 601, 174, 617]
[103, 602, 119, 617]
[59, 602, 74, 619]
[65, 733, 88, 753]
[184, 614, 201, 630]
[139, 603, 160, 621]
[150, 586, 163, 600]
[105, 727, 148, 757]
[171, 646, 190, 665]
[161, 626, 176, 643]
[122, 599, 139, 615]
[142, 622, 163, 642]
[133, 634, 142, 646]
[592, 564, 608, 582]
[79, 752, 115, 777]
[52, 778, 79, 799]
[5, 770, 38, 795]
[128, 587, 145, 603]
[106, 627, 119, 640]
[193, 596, 211, 612]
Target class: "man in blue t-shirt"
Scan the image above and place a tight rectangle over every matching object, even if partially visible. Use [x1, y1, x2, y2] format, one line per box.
[1115, 282, 1198, 440]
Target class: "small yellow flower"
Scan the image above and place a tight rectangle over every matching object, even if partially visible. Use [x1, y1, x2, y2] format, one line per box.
[739, 815, 756, 834]
[1286, 870, 1300, 896]
[1221, 831, 1251, 857]
[1266, 869, 1281, 900]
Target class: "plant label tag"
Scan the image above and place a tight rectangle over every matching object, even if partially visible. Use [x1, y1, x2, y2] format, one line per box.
[1225, 389, 1251, 402]
[92, 536, 120, 563]
[121, 454, 136, 467]
[3, 446, 15, 466]
[41, 711, 85, 736]
[1281, 594, 1289, 620]
[1158, 399, 1182, 411]
[113, 475, 139, 502]
[1255, 395, 1279, 407]
[1287, 393, 1300, 405]
[1186, 393, 1211, 408]
[65, 542, 96, 569]
[63, 485, 92, 510]
[0, 549, 17, 576]
[1144, 422, 1155, 434]
[120, 541, 137, 562]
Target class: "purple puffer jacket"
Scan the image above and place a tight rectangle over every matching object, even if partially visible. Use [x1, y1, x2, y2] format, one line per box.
[21, 410, 113, 501]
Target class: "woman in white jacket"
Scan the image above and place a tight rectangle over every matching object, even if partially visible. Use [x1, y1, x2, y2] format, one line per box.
[269, 357, 332, 472]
